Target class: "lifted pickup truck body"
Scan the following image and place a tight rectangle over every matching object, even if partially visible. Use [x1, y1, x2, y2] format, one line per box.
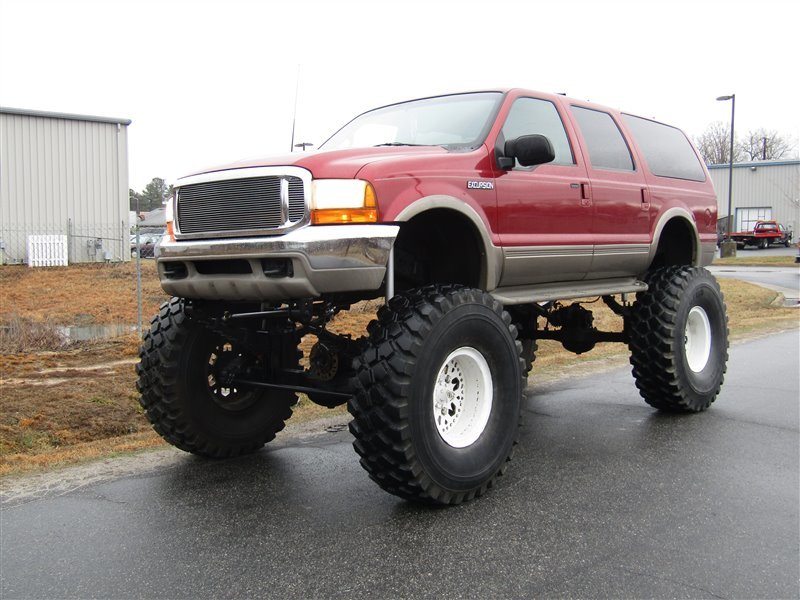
[140, 89, 729, 505]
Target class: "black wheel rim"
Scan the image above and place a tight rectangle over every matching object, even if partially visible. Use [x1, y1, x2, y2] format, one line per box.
[204, 340, 260, 411]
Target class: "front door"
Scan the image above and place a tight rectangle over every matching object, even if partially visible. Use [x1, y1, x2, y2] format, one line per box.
[494, 96, 592, 285]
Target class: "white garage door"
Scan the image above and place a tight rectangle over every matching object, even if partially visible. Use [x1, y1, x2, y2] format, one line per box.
[736, 207, 772, 232]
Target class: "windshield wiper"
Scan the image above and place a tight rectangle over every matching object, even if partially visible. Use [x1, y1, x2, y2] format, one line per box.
[373, 142, 427, 147]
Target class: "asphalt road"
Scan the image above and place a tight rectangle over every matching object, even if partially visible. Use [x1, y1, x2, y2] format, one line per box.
[2, 330, 799, 599]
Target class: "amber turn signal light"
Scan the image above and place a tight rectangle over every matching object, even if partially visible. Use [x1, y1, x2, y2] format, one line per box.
[311, 208, 378, 225]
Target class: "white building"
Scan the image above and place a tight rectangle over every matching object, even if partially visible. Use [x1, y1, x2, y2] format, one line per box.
[708, 160, 799, 235]
[0, 107, 131, 264]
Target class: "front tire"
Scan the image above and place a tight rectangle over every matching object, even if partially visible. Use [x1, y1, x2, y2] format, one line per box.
[349, 286, 525, 505]
[628, 266, 728, 412]
[136, 298, 297, 457]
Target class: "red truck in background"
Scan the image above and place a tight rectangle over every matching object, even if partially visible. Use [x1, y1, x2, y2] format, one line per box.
[731, 220, 793, 249]
[140, 89, 729, 505]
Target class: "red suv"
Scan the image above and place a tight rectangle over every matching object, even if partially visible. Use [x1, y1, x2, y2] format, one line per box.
[141, 90, 727, 505]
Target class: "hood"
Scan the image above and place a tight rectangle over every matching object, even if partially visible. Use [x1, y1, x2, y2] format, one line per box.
[179, 146, 452, 181]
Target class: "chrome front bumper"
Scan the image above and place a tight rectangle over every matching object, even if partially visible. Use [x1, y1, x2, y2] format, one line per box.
[156, 224, 399, 301]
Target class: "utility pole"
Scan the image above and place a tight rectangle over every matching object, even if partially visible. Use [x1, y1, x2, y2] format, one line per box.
[717, 94, 737, 258]
[762, 136, 767, 160]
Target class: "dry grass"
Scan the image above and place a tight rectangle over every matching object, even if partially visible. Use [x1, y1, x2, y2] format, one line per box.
[0, 315, 68, 353]
[713, 255, 797, 267]
[0, 262, 167, 326]
[0, 337, 149, 475]
[0, 431, 165, 476]
[717, 278, 798, 334]
[0, 267, 797, 477]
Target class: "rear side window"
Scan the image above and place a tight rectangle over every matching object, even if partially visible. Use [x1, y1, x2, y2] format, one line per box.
[622, 114, 705, 182]
[502, 98, 574, 166]
[570, 106, 634, 171]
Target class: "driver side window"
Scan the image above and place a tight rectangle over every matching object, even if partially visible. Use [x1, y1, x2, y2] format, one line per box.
[501, 98, 575, 167]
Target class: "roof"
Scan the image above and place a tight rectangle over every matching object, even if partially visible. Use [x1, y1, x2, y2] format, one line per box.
[0, 106, 131, 126]
[707, 159, 800, 169]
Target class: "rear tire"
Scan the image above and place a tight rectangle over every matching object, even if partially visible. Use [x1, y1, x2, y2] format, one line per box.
[136, 298, 296, 457]
[759, 238, 768, 249]
[521, 338, 537, 377]
[349, 285, 525, 505]
[628, 267, 728, 412]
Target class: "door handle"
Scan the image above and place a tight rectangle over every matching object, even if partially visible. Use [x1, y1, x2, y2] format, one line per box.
[641, 187, 651, 211]
[577, 182, 591, 207]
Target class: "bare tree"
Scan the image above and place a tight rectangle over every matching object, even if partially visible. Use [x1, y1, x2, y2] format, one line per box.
[740, 129, 796, 161]
[694, 122, 742, 165]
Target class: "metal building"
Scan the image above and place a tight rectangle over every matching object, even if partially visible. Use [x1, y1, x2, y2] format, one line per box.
[708, 159, 800, 236]
[0, 107, 131, 264]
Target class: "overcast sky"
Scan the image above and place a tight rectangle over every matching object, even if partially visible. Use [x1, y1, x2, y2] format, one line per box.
[1, 0, 798, 191]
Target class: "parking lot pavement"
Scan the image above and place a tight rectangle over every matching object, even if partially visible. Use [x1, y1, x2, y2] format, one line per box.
[730, 245, 796, 257]
[1, 330, 798, 599]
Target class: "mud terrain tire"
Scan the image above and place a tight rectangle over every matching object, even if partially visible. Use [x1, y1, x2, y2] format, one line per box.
[349, 285, 525, 505]
[628, 266, 728, 412]
[136, 298, 296, 457]
[521, 338, 537, 376]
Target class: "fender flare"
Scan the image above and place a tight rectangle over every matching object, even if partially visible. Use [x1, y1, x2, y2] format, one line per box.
[394, 195, 503, 290]
[649, 207, 701, 267]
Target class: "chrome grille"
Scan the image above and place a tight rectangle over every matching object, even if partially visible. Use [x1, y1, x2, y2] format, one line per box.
[176, 175, 306, 237]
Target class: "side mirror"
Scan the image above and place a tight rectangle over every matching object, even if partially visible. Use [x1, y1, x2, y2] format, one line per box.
[501, 134, 555, 169]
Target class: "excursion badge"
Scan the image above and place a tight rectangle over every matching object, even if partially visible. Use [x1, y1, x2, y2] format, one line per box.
[467, 180, 494, 190]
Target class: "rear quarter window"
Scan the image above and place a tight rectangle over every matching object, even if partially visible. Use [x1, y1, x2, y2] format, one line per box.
[622, 114, 706, 182]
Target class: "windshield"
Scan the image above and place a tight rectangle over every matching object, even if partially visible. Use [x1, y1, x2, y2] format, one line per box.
[320, 92, 503, 151]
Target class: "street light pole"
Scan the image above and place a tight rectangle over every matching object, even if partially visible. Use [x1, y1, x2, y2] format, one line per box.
[717, 94, 736, 257]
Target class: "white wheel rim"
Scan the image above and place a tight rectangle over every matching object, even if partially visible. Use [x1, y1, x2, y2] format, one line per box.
[432, 346, 493, 448]
[685, 306, 712, 373]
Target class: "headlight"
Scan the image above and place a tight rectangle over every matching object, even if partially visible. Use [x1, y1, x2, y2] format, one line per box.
[311, 179, 377, 224]
[165, 194, 176, 240]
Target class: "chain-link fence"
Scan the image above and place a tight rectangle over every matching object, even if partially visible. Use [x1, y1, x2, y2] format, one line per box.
[0, 221, 130, 265]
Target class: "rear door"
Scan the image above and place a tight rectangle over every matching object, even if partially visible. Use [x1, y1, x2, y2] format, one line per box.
[494, 96, 592, 285]
[568, 105, 650, 279]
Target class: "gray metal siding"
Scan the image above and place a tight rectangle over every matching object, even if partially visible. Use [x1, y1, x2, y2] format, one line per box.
[710, 162, 800, 233]
[0, 111, 129, 263]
